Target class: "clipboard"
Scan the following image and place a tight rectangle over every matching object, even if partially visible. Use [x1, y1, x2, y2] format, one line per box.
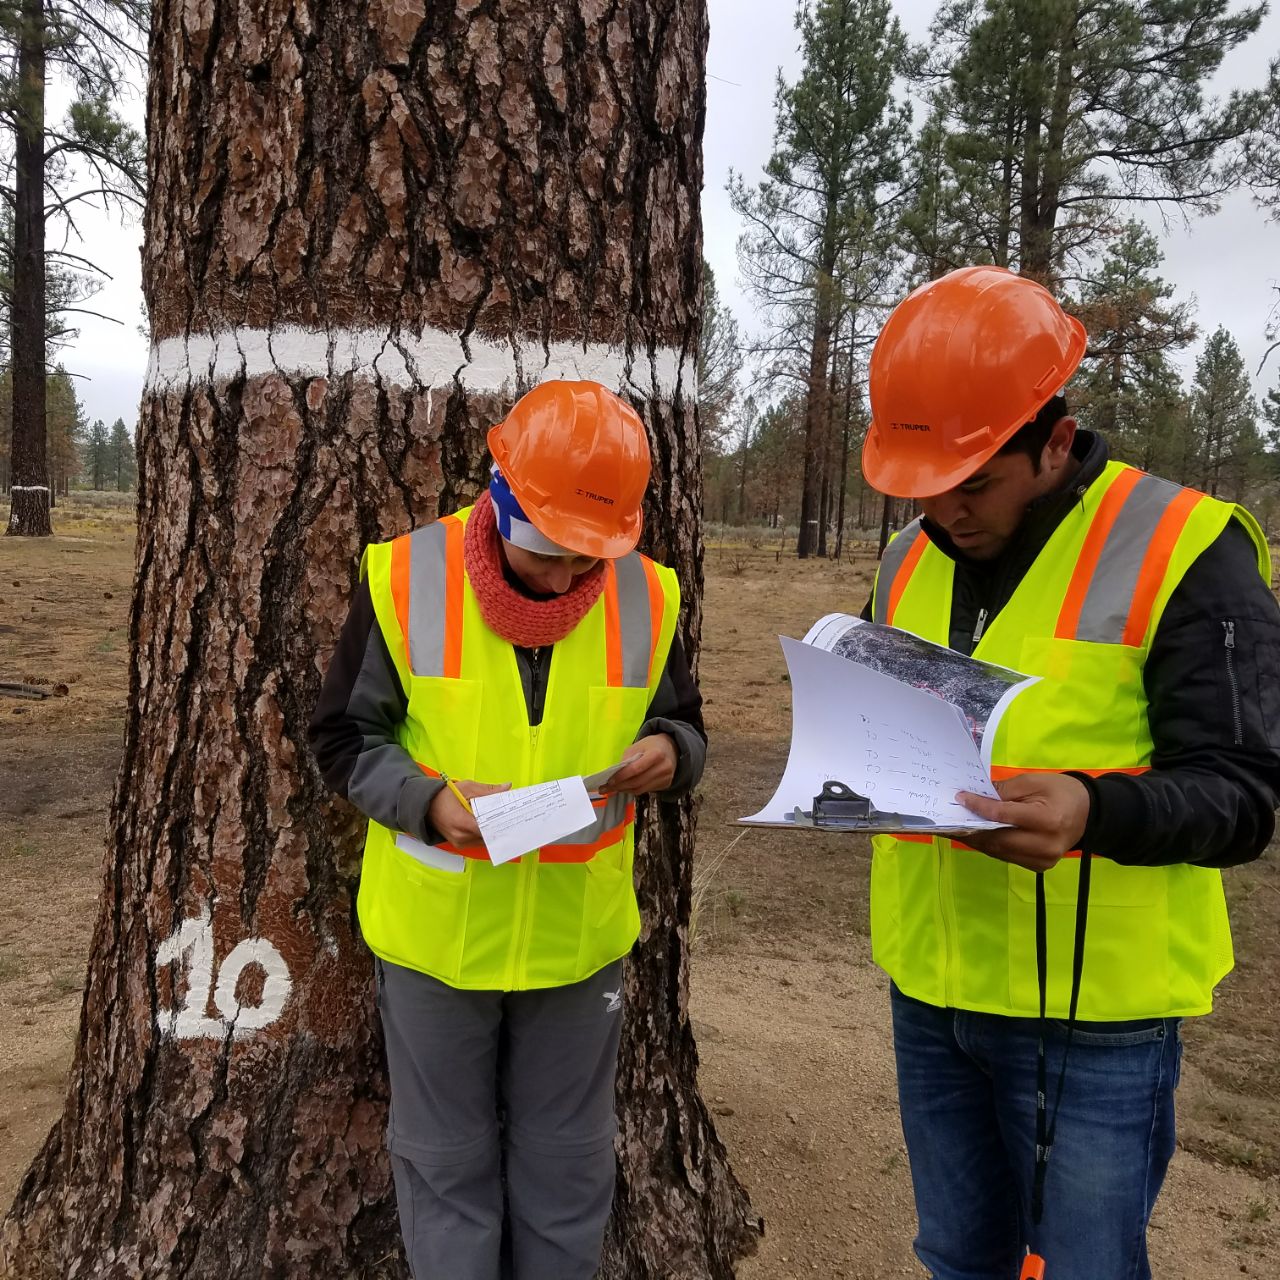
[788, 780, 998, 836]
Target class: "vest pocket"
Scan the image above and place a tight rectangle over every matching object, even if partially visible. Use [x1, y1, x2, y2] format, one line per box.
[1003, 636, 1148, 768]
[587, 685, 653, 760]
[577, 841, 640, 974]
[360, 828, 472, 985]
[405, 676, 483, 780]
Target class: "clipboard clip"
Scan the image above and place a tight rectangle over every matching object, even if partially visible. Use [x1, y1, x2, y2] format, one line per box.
[792, 780, 930, 830]
[810, 780, 875, 826]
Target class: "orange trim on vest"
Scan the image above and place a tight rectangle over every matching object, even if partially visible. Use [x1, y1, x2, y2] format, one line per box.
[1055, 466, 1143, 640]
[642, 557, 666, 686]
[440, 813, 635, 864]
[1123, 487, 1204, 647]
[603, 562, 624, 687]
[541, 802, 636, 862]
[441, 515, 466, 679]
[391, 535, 411, 658]
[988, 764, 1150, 781]
[887, 530, 929, 626]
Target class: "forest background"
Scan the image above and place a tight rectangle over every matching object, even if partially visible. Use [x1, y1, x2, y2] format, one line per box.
[4, 0, 1280, 544]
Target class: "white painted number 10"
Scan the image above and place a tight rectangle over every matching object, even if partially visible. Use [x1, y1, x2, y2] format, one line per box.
[155, 909, 292, 1039]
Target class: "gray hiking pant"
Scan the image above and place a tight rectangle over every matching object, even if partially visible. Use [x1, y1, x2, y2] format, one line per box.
[377, 957, 625, 1280]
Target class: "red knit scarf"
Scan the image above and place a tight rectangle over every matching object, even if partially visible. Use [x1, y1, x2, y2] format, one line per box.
[463, 492, 606, 647]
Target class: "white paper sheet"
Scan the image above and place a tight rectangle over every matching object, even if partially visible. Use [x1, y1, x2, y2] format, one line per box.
[742, 637, 1010, 832]
[471, 777, 598, 865]
[801, 613, 1037, 767]
[582, 760, 628, 795]
[396, 831, 467, 874]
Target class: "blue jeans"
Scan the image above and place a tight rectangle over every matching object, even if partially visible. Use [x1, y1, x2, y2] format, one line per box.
[890, 984, 1181, 1280]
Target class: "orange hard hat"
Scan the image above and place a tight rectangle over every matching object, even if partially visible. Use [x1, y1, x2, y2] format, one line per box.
[863, 265, 1087, 499]
[487, 380, 652, 559]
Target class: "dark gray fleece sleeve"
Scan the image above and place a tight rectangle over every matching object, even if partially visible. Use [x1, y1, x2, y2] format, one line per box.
[638, 633, 708, 798]
[308, 579, 443, 842]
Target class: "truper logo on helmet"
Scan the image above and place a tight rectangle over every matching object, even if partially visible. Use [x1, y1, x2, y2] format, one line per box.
[575, 488, 617, 505]
[890, 421, 932, 433]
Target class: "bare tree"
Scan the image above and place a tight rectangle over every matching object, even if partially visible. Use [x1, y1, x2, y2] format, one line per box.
[2, 2, 759, 1274]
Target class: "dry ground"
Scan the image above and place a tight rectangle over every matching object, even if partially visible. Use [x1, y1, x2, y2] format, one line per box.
[0, 508, 1276, 1277]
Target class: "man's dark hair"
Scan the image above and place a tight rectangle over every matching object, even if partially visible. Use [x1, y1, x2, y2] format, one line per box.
[995, 394, 1068, 473]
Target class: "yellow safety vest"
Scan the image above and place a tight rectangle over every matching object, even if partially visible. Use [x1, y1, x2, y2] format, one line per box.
[868, 461, 1270, 1019]
[357, 505, 680, 991]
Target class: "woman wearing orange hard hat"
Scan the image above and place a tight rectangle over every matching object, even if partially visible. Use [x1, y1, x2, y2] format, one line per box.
[311, 380, 705, 1279]
[857, 265, 1280, 1280]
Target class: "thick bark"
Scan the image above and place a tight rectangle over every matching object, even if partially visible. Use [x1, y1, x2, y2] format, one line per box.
[3, 2, 758, 1275]
[7, 0, 50, 538]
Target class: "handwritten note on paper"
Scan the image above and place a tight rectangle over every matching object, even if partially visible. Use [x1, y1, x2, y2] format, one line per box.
[742, 637, 1006, 832]
[471, 777, 598, 865]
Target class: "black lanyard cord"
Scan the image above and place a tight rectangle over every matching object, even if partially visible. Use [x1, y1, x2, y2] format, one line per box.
[1031, 848, 1093, 1227]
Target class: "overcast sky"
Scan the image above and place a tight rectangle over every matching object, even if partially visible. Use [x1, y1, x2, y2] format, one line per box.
[55, 0, 1280, 432]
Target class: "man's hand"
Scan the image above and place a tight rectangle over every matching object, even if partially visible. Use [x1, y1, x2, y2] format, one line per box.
[427, 779, 511, 849]
[956, 772, 1091, 873]
[602, 734, 679, 796]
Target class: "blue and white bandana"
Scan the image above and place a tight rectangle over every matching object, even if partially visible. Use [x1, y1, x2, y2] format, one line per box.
[489, 465, 576, 556]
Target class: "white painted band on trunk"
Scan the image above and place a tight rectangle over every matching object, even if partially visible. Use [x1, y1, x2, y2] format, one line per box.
[10, 485, 51, 492]
[145, 325, 695, 402]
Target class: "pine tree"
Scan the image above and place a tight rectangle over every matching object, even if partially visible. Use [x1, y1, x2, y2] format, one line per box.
[109, 416, 136, 491]
[1191, 327, 1261, 501]
[83, 416, 109, 490]
[45, 367, 86, 496]
[917, 0, 1268, 281]
[3, 2, 760, 1273]
[698, 261, 741, 454]
[1263, 381, 1280, 447]
[730, 0, 910, 557]
[1071, 222, 1197, 471]
[4, 0, 146, 536]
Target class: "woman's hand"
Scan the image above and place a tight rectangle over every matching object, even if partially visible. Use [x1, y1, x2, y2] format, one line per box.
[601, 734, 679, 796]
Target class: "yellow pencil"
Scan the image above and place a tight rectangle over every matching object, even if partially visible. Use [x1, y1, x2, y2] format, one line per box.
[440, 773, 475, 816]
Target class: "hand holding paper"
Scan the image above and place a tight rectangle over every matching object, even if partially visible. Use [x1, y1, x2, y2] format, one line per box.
[471, 778, 597, 865]
[600, 734, 678, 795]
[742, 614, 1040, 835]
[956, 772, 1091, 871]
[429, 778, 511, 849]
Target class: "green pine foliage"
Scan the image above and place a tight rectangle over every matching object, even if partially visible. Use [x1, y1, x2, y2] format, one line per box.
[911, 0, 1269, 281]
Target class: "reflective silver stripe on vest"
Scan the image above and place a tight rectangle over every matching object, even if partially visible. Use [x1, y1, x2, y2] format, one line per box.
[405, 523, 660, 687]
[873, 518, 924, 625]
[613, 552, 657, 687]
[546, 791, 632, 846]
[1071, 472, 1184, 644]
[407, 522, 450, 677]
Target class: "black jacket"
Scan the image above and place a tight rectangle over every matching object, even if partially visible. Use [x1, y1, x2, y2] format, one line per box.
[864, 431, 1280, 869]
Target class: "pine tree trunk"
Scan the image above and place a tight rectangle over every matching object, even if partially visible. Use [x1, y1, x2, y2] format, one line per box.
[797, 275, 836, 558]
[6, 0, 50, 538]
[3, 2, 759, 1275]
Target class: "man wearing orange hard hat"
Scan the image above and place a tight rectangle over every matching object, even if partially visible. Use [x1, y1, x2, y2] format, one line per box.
[310, 380, 705, 1279]
[860, 266, 1280, 1280]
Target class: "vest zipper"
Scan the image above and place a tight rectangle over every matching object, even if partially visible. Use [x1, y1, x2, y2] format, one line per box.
[972, 607, 989, 647]
[1223, 620, 1243, 746]
[939, 841, 959, 1007]
[509, 717, 543, 990]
